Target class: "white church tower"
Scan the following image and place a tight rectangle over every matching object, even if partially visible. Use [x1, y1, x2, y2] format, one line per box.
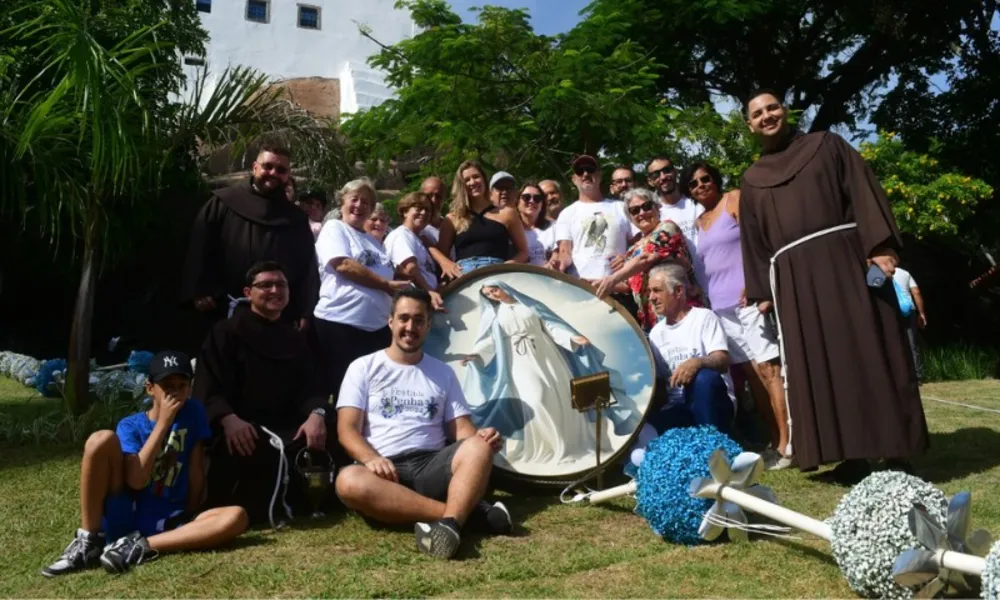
[182, 0, 416, 118]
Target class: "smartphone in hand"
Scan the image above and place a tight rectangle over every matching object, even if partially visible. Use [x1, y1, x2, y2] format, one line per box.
[866, 263, 888, 288]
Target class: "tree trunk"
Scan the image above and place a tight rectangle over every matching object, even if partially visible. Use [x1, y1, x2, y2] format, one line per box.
[65, 236, 96, 415]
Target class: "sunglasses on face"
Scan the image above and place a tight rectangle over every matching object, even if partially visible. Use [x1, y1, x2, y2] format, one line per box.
[574, 166, 596, 176]
[252, 280, 288, 290]
[520, 193, 544, 204]
[647, 167, 674, 181]
[259, 162, 289, 175]
[628, 200, 658, 216]
[688, 174, 714, 190]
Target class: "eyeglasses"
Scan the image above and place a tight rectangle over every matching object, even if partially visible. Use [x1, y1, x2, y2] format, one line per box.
[647, 166, 674, 181]
[251, 280, 288, 290]
[259, 162, 289, 175]
[612, 177, 634, 185]
[520, 193, 544, 204]
[574, 166, 596, 176]
[688, 174, 714, 190]
[628, 200, 658, 216]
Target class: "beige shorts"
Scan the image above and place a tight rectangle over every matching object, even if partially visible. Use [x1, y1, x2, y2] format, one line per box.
[715, 305, 780, 364]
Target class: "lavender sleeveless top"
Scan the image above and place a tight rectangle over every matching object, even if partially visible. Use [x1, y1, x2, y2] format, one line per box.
[697, 198, 744, 309]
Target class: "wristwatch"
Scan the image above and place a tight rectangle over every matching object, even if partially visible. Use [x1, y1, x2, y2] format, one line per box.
[311, 407, 327, 418]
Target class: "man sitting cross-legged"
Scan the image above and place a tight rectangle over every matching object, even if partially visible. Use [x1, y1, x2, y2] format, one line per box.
[335, 288, 513, 559]
[41, 351, 247, 577]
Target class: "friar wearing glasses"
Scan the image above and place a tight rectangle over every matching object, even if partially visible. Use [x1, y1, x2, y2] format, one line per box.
[180, 144, 319, 336]
[195, 261, 334, 524]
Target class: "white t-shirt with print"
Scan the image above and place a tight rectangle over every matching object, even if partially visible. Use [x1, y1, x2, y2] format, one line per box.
[659, 195, 704, 248]
[337, 351, 471, 458]
[524, 226, 556, 266]
[384, 227, 438, 290]
[314, 219, 394, 331]
[555, 199, 630, 279]
[648, 307, 735, 407]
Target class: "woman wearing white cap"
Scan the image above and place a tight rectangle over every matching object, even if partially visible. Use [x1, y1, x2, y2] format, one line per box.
[436, 160, 529, 276]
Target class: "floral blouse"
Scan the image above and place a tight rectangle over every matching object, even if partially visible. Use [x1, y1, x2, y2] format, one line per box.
[627, 220, 706, 331]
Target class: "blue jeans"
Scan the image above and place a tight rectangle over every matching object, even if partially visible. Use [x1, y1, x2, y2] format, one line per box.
[457, 256, 504, 274]
[647, 368, 734, 435]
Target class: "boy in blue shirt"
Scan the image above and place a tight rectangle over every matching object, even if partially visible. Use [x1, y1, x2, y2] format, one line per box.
[42, 351, 248, 576]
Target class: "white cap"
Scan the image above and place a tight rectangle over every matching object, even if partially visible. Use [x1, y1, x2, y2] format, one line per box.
[489, 171, 515, 188]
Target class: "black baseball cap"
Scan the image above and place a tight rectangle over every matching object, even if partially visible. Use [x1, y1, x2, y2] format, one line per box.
[148, 351, 194, 383]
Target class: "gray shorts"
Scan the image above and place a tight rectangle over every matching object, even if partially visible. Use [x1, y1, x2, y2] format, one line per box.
[386, 441, 462, 501]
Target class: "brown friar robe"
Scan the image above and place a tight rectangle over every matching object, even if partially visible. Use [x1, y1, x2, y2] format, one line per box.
[180, 178, 319, 324]
[739, 131, 928, 470]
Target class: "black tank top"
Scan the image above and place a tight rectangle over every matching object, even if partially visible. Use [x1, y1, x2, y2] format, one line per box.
[454, 207, 511, 261]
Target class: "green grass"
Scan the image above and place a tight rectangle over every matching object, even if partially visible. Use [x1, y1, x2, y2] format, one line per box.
[1, 377, 999, 597]
[923, 342, 1000, 382]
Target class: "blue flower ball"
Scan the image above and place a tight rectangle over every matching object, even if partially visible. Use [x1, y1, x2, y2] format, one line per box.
[634, 426, 741, 545]
[35, 358, 68, 397]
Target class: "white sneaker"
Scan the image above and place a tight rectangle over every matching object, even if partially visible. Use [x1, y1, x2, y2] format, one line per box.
[762, 449, 794, 471]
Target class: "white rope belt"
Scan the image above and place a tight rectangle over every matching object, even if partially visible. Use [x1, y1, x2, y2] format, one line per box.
[227, 295, 249, 318]
[260, 425, 294, 529]
[768, 223, 859, 457]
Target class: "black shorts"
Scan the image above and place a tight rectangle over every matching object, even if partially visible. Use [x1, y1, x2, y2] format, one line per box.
[387, 441, 462, 501]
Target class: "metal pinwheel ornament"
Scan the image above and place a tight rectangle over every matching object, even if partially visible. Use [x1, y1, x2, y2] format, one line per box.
[893, 491, 993, 597]
[689, 449, 780, 542]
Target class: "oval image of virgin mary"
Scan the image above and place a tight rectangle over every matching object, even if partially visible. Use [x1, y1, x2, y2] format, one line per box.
[424, 265, 655, 483]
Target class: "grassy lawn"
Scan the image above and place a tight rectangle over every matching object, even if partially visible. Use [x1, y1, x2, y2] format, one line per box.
[1, 377, 999, 598]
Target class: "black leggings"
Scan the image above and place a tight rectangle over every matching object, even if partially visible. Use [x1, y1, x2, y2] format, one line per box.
[314, 319, 391, 400]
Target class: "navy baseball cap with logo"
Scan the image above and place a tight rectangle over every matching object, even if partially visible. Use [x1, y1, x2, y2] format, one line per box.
[148, 351, 194, 383]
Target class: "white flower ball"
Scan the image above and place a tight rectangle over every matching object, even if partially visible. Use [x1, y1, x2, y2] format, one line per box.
[983, 539, 1000, 600]
[828, 470, 948, 599]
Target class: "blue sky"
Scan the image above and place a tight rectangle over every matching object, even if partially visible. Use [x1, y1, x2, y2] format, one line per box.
[447, 0, 591, 35]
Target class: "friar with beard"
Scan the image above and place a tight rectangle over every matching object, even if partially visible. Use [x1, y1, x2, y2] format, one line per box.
[181, 145, 318, 337]
[196, 261, 335, 524]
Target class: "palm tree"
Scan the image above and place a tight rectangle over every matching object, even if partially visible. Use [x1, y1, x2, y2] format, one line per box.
[1, 0, 346, 413]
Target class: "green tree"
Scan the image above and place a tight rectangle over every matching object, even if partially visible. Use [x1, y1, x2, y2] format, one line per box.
[342, 0, 665, 186]
[1, 0, 345, 413]
[570, 0, 982, 133]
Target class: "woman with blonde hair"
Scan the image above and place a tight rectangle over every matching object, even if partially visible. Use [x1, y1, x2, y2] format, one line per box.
[435, 160, 528, 276]
[314, 178, 410, 396]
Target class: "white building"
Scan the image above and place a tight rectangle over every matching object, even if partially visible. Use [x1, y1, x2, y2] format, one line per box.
[182, 0, 415, 117]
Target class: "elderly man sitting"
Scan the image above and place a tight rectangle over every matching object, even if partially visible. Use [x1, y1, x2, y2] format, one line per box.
[645, 264, 735, 434]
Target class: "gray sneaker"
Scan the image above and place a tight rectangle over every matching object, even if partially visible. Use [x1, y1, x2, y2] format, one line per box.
[100, 532, 159, 574]
[414, 520, 461, 559]
[762, 449, 794, 471]
[41, 529, 105, 577]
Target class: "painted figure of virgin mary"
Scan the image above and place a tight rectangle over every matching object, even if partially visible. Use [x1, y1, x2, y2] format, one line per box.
[460, 281, 637, 467]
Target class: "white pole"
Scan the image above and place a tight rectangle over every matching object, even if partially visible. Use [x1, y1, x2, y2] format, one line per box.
[940, 550, 985, 576]
[587, 481, 638, 505]
[701, 482, 832, 540]
[706, 484, 986, 578]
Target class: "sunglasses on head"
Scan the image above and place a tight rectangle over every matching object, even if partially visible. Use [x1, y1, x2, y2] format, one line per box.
[647, 166, 674, 180]
[688, 174, 714, 190]
[520, 193, 544, 204]
[628, 200, 658, 216]
[574, 166, 596, 176]
[259, 162, 289, 175]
